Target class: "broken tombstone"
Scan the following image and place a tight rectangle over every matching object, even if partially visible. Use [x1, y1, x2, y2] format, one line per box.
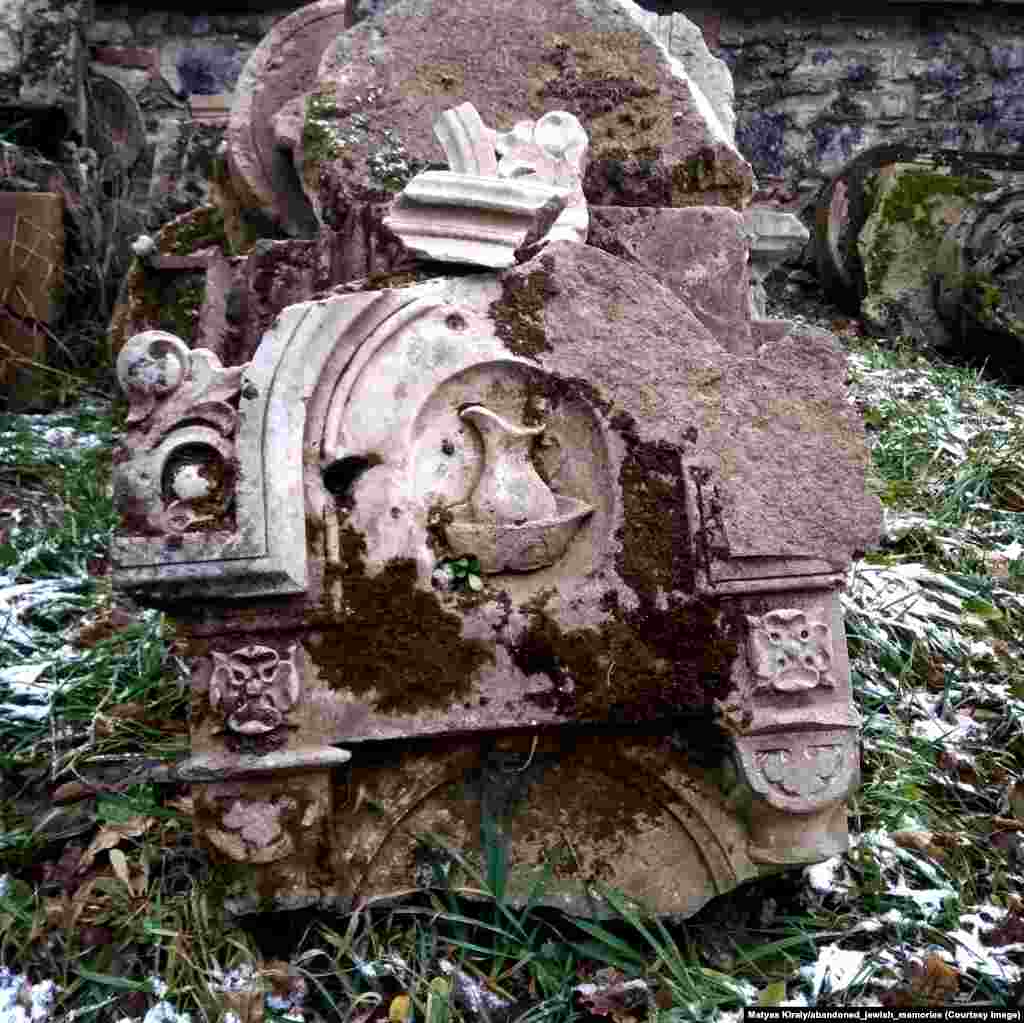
[110, 0, 880, 920]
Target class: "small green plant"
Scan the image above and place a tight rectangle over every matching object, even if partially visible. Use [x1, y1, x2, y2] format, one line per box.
[433, 556, 483, 592]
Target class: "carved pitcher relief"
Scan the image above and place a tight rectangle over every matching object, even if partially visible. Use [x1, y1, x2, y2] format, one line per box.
[445, 403, 593, 573]
[313, 299, 612, 588]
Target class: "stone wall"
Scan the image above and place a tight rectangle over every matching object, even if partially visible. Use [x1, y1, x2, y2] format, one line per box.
[671, 2, 1024, 208]
[88, 0, 1024, 223]
[87, 6, 293, 225]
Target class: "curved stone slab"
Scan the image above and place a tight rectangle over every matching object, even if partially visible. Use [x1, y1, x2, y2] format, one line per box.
[226, 0, 352, 236]
[214, 733, 762, 919]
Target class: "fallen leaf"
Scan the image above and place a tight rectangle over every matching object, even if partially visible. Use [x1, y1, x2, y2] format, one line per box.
[891, 829, 948, 862]
[883, 954, 959, 1007]
[390, 994, 413, 1023]
[52, 781, 97, 805]
[575, 969, 650, 1022]
[79, 816, 154, 870]
[757, 980, 788, 1007]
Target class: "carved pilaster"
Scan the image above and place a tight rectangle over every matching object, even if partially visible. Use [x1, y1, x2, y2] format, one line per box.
[720, 596, 860, 865]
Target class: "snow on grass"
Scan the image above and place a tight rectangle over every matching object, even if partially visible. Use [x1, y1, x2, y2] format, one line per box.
[0, 969, 58, 1023]
[948, 908, 1023, 985]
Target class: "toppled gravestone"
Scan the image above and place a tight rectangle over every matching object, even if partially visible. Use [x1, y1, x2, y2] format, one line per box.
[815, 145, 1024, 376]
[110, 0, 880, 918]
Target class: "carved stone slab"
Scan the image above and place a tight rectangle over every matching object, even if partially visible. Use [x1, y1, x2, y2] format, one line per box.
[133, 242, 879, 750]
[271, 0, 754, 231]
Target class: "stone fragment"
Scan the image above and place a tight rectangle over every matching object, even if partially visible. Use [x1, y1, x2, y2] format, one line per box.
[0, 0, 90, 138]
[271, 0, 753, 233]
[227, 0, 353, 236]
[609, 0, 737, 143]
[384, 104, 587, 268]
[858, 162, 993, 345]
[743, 206, 810, 318]
[935, 184, 1024, 376]
[588, 205, 754, 354]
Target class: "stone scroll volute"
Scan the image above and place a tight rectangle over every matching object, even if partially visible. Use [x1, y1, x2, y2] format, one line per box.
[114, 331, 248, 537]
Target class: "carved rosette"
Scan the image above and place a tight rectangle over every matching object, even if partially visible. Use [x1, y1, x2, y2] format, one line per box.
[724, 601, 860, 864]
[209, 643, 301, 746]
[746, 609, 836, 693]
[195, 776, 330, 869]
[114, 330, 248, 536]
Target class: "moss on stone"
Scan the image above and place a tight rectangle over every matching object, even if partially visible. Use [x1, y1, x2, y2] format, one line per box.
[489, 256, 559, 361]
[508, 409, 737, 723]
[511, 589, 738, 723]
[302, 87, 346, 191]
[531, 33, 670, 160]
[863, 167, 993, 296]
[307, 518, 494, 714]
[669, 149, 748, 208]
[162, 204, 230, 257]
[109, 264, 207, 351]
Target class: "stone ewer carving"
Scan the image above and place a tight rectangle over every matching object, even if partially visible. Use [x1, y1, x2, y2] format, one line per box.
[444, 404, 593, 573]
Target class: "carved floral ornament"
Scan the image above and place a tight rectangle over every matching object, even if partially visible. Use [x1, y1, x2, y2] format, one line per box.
[209, 643, 301, 738]
[745, 608, 836, 693]
[197, 781, 329, 865]
[732, 727, 859, 816]
[384, 102, 590, 268]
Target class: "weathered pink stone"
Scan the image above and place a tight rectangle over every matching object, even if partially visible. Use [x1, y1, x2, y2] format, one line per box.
[588, 205, 754, 355]
[226, 0, 353, 235]
[270, 0, 754, 231]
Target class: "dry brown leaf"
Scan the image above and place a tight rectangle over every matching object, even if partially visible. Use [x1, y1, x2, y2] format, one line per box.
[79, 816, 154, 870]
[52, 781, 97, 805]
[166, 795, 194, 815]
[909, 954, 958, 1004]
[890, 829, 948, 862]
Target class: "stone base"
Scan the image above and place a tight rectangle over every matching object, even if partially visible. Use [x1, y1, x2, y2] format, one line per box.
[199, 730, 788, 919]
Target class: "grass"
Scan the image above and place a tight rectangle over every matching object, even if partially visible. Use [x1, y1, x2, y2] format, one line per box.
[1, 315, 1024, 1018]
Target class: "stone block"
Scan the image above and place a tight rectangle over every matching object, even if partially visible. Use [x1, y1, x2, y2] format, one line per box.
[0, 0, 91, 137]
[112, 237, 878, 913]
[0, 192, 63, 323]
[257, 0, 753, 238]
[588, 205, 754, 354]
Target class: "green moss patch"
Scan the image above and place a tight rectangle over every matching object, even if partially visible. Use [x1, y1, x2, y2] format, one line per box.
[511, 587, 738, 723]
[862, 167, 993, 296]
[161, 204, 230, 257]
[307, 519, 493, 714]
